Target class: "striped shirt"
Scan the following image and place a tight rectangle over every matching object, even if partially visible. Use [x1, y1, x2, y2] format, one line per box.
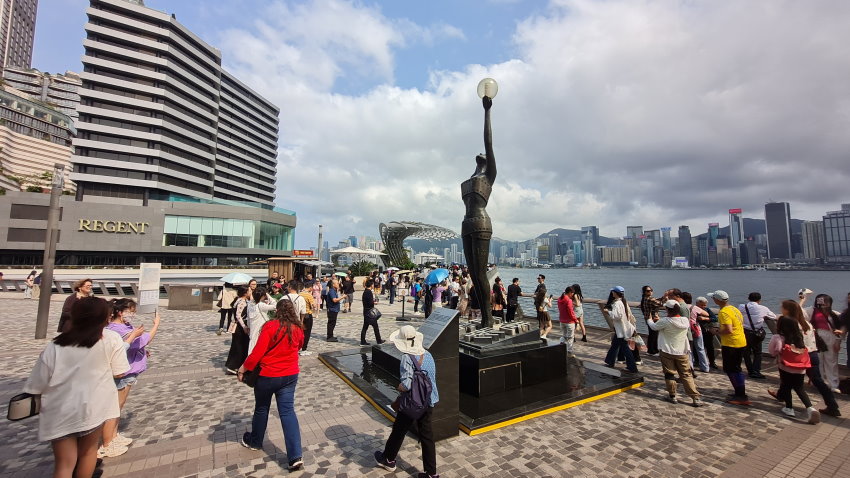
[400, 352, 439, 407]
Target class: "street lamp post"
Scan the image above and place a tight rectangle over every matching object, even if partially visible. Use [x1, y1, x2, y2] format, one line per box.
[35, 164, 65, 339]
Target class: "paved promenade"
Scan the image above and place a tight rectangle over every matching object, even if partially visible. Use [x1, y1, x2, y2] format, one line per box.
[1, 292, 849, 477]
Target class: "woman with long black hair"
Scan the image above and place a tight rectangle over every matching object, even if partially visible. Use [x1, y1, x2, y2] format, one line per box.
[767, 309, 819, 424]
[803, 294, 844, 392]
[492, 277, 507, 319]
[25, 297, 130, 477]
[772, 300, 840, 417]
[238, 299, 304, 471]
[571, 283, 587, 342]
[225, 286, 251, 375]
[603, 286, 638, 373]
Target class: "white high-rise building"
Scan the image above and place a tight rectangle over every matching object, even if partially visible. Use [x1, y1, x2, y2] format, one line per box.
[71, 0, 278, 207]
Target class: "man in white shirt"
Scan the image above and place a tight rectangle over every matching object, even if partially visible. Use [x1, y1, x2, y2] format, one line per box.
[283, 280, 306, 319]
[738, 292, 776, 379]
[648, 300, 703, 407]
[448, 277, 461, 309]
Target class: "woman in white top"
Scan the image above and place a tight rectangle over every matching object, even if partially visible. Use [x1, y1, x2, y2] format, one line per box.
[603, 286, 639, 373]
[24, 297, 131, 478]
[247, 287, 278, 354]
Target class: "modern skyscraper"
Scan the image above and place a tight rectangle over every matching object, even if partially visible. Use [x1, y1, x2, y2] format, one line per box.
[661, 227, 672, 251]
[728, 208, 744, 264]
[823, 204, 850, 264]
[0, 0, 37, 71]
[626, 226, 643, 239]
[72, 0, 278, 207]
[765, 202, 792, 259]
[707, 223, 720, 247]
[677, 225, 693, 265]
[581, 226, 599, 264]
[801, 220, 825, 262]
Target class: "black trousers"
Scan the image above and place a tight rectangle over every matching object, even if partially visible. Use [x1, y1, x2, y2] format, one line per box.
[361, 315, 382, 344]
[505, 303, 518, 322]
[326, 311, 338, 338]
[743, 329, 765, 375]
[414, 296, 420, 312]
[301, 314, 313, 351]
[644, 318, 659, 354]
[778, 369, 812, 408]
[219, 308, 235, 329]
[383, 407, 436, 475]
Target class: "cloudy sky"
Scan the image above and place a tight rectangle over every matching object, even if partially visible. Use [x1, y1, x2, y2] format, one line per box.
[37, 0, 850, 247]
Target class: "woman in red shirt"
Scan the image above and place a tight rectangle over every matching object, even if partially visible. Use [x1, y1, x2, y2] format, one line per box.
[237, 299, 304, 471]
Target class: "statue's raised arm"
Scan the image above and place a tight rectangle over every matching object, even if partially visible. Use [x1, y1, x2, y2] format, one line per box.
[482, 96, 496, 185]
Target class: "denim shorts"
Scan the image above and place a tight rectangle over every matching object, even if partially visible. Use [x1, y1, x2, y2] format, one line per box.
[115, 373, 138, 390]
[53, 423, 102, 441]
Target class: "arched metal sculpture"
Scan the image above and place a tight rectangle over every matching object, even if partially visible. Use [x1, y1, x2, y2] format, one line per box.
[379, 221, 458, 266]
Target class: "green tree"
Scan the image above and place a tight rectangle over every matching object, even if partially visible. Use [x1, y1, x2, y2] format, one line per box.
[349, 260, 377, 277]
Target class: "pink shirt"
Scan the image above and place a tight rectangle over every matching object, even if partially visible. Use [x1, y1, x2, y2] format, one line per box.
[557, 296, 577, 323]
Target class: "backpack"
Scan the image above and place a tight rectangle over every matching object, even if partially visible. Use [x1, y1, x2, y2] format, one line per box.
[397, 354, 433, 420]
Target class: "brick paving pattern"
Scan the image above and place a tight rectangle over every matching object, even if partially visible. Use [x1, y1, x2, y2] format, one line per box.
[1, 291, 849, 477]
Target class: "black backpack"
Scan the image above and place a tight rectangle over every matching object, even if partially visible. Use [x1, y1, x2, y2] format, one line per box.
[397, 354, 433, 420]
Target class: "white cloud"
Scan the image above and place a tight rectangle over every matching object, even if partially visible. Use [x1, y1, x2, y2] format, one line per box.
[218, 0, 850, 245]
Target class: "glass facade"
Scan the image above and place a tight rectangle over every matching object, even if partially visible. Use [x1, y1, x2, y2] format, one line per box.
[162, 215, 293, 251]
[824, 210, 849, 262]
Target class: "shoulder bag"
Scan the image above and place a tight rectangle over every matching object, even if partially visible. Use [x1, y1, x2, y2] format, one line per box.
[7, 393, 40, 421]
[242, 328, 285, 388]
[366, 307, 382, 321]
[744, 305, 767, 340]
[780, 344, 811, 370]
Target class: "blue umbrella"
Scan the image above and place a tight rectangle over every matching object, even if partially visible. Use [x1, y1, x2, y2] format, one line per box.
[219, 272, 253, 284]
[424, 268, 450, 286]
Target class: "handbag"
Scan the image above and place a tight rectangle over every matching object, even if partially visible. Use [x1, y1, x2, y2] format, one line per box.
[243, 329, 285, 388]
[366, 307, 382, 321]
[7, 393, 41, 421]
[744, 305, 767, 340]
[780, 344, 811, 369]
[227, 322, 237, 334]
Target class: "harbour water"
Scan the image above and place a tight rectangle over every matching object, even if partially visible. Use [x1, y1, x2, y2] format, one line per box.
[499, 268, 850, 315]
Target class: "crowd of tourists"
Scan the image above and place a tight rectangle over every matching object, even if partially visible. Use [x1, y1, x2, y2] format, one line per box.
[23, 279, 160, 477]
[20, 267, 848, 478]
[596, 284, 848, 422]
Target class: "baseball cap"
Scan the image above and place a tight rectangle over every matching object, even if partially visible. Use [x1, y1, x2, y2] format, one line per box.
[663, 299, 679, 309]
[611, 286, 625, 294]
[708, 290, 729, 301]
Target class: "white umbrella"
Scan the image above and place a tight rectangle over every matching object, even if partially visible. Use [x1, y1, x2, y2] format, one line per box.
[387, 266, 400, 271]
[219, 272, 253, 284]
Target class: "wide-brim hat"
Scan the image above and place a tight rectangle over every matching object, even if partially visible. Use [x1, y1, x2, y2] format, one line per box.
[389, 325, 426, 355]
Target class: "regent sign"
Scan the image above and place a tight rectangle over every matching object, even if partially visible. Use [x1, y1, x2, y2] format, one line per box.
[78, 219, 150, 234]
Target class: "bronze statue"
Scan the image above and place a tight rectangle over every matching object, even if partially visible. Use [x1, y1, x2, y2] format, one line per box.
[462, 84, 496, 328]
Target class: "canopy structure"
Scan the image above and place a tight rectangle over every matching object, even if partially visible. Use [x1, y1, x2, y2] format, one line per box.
[330, 246, 387, 264]
[379, 221, 458, 266]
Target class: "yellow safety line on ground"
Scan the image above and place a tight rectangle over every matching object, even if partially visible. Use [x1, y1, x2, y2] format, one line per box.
[318, 355, 396, 422]
[459, 381, 644, 436]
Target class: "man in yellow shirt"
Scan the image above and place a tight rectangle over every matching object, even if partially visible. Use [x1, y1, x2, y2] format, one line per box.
[299, 282, 317, 356]
[711, 290, 750, 405]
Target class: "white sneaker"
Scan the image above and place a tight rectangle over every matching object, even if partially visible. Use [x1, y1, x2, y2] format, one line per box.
[781, 407, 795, 417]
[807, 407, 821, 425]
[299, 350, 313, 356]
[113, 433, 133, 446]
[98, 441, 129, 458]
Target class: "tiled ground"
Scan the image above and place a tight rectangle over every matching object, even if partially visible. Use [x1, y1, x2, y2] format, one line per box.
[2, 291, 850, 477]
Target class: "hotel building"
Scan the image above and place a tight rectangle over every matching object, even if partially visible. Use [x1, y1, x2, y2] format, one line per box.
[0, 0, 296, 266]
